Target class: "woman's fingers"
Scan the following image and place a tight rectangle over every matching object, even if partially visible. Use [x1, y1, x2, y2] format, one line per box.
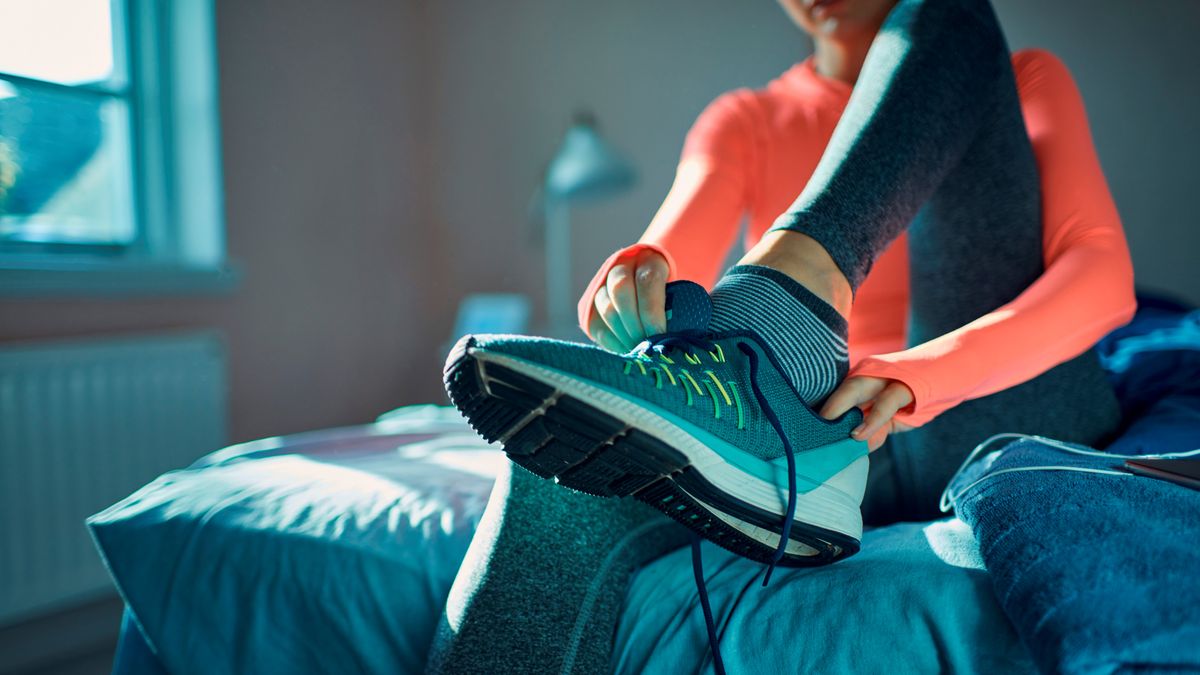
[634, 251, 669, 336]
[582, 249, 670, 352]
[866, 425, 890, 452]
[819, 377, 885, 420]
[605, 263, 646, 346]
[587, 309, 626, 353]
[853, 382, 914, 442]
[593, 285, 635, 349]
[820, 376, 914, 452]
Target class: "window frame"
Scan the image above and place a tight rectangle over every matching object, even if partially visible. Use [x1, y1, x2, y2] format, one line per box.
[0, 0, 236, 296]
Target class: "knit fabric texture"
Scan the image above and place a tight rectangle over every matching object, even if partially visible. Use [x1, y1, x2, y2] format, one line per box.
[425, 463, 689, 674]
[950, 439, 1200, 674]
[709, 265, 848, 405]
[465, 328, 859, 466]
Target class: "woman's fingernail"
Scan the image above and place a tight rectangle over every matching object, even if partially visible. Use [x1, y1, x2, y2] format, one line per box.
[852, 425, 865, 437]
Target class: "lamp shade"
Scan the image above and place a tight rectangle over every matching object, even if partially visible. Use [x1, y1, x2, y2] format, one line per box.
[544, 113, 635, 202]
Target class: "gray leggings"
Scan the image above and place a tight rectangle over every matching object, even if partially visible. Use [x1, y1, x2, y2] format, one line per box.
[427, 0, 1122, 671]
[768, 0, 1121, 522]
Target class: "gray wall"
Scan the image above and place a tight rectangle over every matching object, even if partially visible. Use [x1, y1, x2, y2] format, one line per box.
[427, 0, 1200, 309]
[996, 0, 1200, 306]
[423, 0, 810, 312]
[0, 0, 448, 444]
[1, 0, 1196, 447]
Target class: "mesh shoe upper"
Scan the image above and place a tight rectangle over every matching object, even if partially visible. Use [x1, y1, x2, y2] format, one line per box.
[467, 328, 861, 470]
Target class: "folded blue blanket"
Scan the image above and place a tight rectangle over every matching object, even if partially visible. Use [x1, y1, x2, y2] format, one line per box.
[949, 304, 1200, 674]
[950, 438, 1200, 674]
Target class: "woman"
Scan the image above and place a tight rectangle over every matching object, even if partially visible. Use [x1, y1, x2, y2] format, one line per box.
[430, 0, 1134, 671]
[577, 0, 1133, 523]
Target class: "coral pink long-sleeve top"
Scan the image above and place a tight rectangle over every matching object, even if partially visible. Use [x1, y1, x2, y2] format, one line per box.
[579, 50, 1136, 428]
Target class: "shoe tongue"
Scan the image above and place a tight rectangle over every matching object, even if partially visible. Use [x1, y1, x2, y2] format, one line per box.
[664, 280, 712, 333]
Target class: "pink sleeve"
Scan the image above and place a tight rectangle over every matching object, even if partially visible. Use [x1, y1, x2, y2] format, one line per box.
[850, 50, 1136, 427]
[578, 92, 753, 334]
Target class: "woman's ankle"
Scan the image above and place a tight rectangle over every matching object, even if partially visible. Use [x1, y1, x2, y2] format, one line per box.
[738, 230, 853, 319]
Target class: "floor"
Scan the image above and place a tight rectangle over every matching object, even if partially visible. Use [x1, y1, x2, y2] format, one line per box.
[0, 595, 123, 675]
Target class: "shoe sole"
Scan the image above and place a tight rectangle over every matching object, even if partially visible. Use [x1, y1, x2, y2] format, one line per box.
[444, 336, 862, 567]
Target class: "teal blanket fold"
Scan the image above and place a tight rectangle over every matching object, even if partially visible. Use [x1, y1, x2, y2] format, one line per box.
[951, 439, 1200, 674]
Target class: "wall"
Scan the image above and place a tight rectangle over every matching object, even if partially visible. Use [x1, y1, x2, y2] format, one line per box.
[997, 0, 1200, 305]
[425, 0, 1200, 311]
[0, 0, 448, 445]
[423, 0, 810, 315]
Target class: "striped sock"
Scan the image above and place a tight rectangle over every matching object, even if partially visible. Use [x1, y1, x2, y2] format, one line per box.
[709, 265, 849, 405]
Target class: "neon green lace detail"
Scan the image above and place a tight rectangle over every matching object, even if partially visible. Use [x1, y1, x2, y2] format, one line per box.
[620, 350, 744, 424]
[660, 363, 677, 386]
[703, 371, 731, 406]
[702, 381, 721, 420]
[727, 381, 745, 430]
[680, 370, 705, 397]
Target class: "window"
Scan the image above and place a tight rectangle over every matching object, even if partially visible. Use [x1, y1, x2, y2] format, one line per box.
[0, 0, 232, 294]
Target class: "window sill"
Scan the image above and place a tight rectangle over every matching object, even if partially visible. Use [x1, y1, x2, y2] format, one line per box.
[0, 260, 241, 297]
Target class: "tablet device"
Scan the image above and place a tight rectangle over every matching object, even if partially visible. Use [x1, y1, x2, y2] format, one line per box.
[1124, 457, 1200, 491]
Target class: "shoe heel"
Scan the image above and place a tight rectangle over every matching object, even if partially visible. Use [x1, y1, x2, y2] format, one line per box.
[445, 337, 696, 497]
[444, 336, 539, 444]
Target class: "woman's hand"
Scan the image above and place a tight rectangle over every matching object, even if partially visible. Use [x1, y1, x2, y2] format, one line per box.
[585, 249, 670, 353]
[819, 376, 915, 451]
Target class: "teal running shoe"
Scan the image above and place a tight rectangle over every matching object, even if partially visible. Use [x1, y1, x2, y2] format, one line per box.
[443, 281, 869, 569]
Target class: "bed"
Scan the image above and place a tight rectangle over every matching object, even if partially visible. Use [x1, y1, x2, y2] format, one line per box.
[91, 296, 1200, 674]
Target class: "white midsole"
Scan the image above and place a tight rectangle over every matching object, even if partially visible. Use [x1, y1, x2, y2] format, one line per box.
[479, 351, 865, 554]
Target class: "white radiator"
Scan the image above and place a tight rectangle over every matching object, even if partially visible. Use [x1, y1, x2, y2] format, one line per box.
[0, 332, 227, 626]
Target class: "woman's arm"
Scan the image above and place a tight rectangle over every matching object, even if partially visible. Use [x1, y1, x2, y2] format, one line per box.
[577, 92, 753, 344]
[845, 49, 1136, 429]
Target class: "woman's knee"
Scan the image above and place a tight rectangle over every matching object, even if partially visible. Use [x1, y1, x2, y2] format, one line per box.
[881, 0, 1010, 86]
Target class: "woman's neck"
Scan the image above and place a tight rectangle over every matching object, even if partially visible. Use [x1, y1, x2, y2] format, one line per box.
[812, 37, 873, 85]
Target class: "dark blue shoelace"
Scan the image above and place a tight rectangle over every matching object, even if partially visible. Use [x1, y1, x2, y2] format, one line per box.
[690, 533, 726, 675]
[635, 334, 801, 675]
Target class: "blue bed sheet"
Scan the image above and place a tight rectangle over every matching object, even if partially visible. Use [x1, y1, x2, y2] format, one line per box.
[93, 407, 505, 675]
[615, 519, 1030, 673]
[92, 406, 1028, 674]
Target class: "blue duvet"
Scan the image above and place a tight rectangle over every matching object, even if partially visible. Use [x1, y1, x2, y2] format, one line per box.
[93, 407, 1029, 674]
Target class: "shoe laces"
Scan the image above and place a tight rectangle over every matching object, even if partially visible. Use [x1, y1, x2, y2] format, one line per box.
[633, 333, 800, 675]
[626, 333, 743, 427]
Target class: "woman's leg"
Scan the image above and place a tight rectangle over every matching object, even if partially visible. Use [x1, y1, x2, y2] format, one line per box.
[759, 0, 1120, 521]
[425, 463, 688, 674]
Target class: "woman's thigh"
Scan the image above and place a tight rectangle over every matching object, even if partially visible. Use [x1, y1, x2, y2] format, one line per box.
[863, 348, 1122, 524]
